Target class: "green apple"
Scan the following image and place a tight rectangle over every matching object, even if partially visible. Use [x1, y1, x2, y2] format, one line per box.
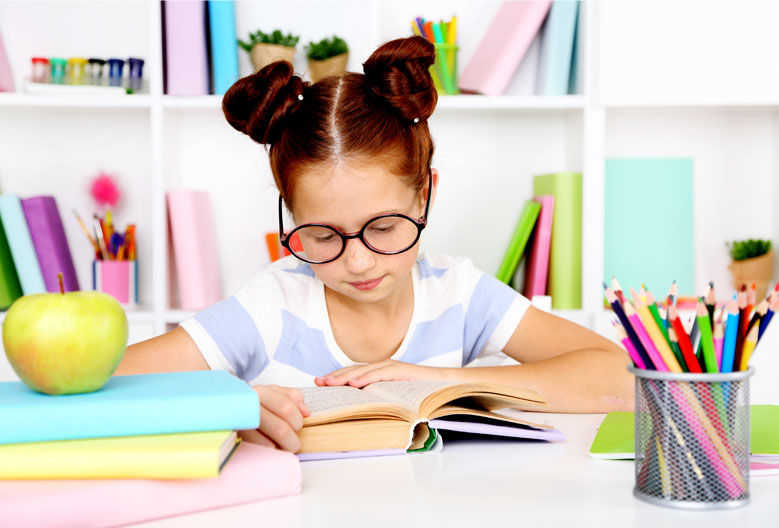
[3, 290, 128, 395]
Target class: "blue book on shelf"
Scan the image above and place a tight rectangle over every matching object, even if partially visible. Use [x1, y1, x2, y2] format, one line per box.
[0, 195, 46, 295]
[208, 0, 239, 95]
[536, 0, 579, 96]
[0, 370, 259, 444]
[604, 158, 694, 296]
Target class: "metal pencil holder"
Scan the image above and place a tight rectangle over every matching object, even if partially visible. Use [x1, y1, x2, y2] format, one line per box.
[630, 366, 754, 509]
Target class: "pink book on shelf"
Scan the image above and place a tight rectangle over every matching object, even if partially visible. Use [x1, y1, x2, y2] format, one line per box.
[523, 195, 554, 299]
[0, 442, 302, 528]
[20, 196, 80, 292]
[167, 190, 222, 310]
[0, 30, 15, 92]
[163, 0, 210, 95]
[459, 1, 552, 96]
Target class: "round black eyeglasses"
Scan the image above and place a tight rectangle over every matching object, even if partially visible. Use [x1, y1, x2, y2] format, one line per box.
[279, 172, 432, 264]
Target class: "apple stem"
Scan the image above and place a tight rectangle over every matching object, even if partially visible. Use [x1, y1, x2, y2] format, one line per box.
[57, 272, 65, 294]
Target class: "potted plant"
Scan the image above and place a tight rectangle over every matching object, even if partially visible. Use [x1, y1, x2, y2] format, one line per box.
[727, 238, 774, 299]
[305, 36, 349, 83]
[238, 29, 299, 72]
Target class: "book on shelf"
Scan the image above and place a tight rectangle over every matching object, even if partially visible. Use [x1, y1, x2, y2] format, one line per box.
[295, 380, 563, 458]
[0, 442, 302, 528]
[207, 0, 239, 95]
[163, 0, 210, 96]
[590, 407, 779, 476]
[533, 172, 582, 309]
[0, 209, 22, 309]
[0, 30, 14, 92]
[459, 1, 552, 96]
[20, 195, 80, 293]
[0, 370, 258, 445]
[166, 189, 223, 310]
[0, 430, 239, 479]
[495, 199, 541, 285]
[536, 0, 580, 95]
[0, 195, 46, 295]
[604, 158, 694, 296]
[523, 195, 555, 298]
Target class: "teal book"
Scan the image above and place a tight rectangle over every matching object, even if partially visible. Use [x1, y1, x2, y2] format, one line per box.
[533, 172, 582, 309]
[0, 370, 259, 445]
[0, 195, 46, 295]
[536, 0, 579, 95]
[496, 200, 541, 284]
[207, 0, 239, 95]
[604, 158, 694, 296]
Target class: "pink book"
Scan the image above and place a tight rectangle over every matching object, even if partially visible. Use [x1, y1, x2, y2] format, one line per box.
[523, 195, 554, 299]
[0, 442, 301, 528]
[21, 196, 80, 292]
[0, 31, 14, 92]
[459, 1, 552, 96]
[163, 1, 210, 95]
[167, 190, 222, 310]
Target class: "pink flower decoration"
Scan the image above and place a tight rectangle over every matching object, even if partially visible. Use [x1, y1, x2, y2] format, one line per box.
[91, 172, 121, 209]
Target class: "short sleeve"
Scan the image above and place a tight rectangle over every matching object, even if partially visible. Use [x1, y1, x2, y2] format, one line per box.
[462, 272, 531, 365]
[180, 296, 270, 383]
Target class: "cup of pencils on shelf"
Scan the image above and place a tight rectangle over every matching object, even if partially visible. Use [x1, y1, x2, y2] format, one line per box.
[411, 15, 459, 95]
[605, 278, 777, 509]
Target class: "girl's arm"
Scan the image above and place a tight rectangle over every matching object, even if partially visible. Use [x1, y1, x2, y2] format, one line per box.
[317, 307, 634, 413]
[115, 327, 209, 375]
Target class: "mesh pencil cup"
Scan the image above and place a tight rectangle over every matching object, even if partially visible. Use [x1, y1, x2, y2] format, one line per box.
[432, 43, 459, 95]
[629, 366, 753, 509]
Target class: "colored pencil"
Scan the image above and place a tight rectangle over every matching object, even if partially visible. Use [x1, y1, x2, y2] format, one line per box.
[721, 299, 740, 373]
[696, 298, 718, 373]
[614, 320, 647, 369]
[734, 285, 749, 371]
[666, 327, 688, 372]
[644, 286, 671, 346]
[739, 323, 759, 371]
[666, 280, 678, 309]
[759, 292, 779, 341]
[704, 282, 716, 329]
[668, 304, 702, 373]
[604, 284, 653, 368]
[611, 276, 625, 304]
[624, 299, 669, 371]
[630, 288, 682, 372]
[713, 320, 724, 370]
[447, 15, 458, 44]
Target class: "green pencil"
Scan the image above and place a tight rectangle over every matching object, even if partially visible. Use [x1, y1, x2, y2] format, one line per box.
[696, 297, 718, 373]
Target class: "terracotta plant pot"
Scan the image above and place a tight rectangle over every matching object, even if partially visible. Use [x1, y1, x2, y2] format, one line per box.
[308, 53, 348, 83]
[728, 250, 774, 299]
[250, 43, 296, 72]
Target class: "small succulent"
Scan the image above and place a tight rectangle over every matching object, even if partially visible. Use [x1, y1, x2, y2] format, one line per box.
[238, 29, 300, 53]
[727, 239, 772, 261]
[304, 36, 349, 61]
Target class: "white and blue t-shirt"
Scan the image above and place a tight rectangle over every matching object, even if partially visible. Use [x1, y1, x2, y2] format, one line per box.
[180, 253, 531, 387]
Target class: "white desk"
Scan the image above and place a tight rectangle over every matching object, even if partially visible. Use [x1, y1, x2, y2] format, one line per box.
[136, 413, 779, 528]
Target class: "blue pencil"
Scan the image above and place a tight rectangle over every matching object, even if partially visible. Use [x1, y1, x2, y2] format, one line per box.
[721, 299, 739, 373]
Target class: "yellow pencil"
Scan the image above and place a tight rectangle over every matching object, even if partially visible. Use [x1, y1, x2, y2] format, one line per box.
[630, 288, 683, 372]
[410, 20, 422, 37]
[739, 323, 759, 371]
[447, 15, 457, 44]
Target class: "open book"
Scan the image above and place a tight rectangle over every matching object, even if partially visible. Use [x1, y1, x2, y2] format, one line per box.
[297, 380, 562, 456]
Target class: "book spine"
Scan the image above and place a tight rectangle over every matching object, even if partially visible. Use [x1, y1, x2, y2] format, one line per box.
[163, 0, 210, 96]
[0, 31, 14, 92]
[0, 212, 22, 309]
[523, 195, 555, 298]
[20, 196, 80, 293]
[459, 1, 552, 96]
[537, 0, 580, 95]
[207, 0, 239, 95]
[166, 190, 222, 311]
[0, 195, 46, 295]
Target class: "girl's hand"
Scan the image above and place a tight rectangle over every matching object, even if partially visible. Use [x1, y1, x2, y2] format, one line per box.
[238, 385, 310, 452]
[314, 360, 449, 388]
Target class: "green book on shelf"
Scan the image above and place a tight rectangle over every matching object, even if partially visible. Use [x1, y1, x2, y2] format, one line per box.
[0, 216, 22, 310]
[589, 406, 779, 459]
[604, 158, 694, 296]
[533, 172, 582, 309]
[495, 200, 541, 284]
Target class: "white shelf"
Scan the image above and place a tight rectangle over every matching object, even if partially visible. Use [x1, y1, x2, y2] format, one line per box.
[0, 93, 153, 109]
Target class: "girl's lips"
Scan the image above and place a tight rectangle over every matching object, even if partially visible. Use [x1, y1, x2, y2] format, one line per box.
[349, 277, 384, 291]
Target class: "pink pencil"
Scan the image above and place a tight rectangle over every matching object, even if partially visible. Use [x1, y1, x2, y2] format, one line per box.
[624, 301, 669, 371]
[713, 320, 724, 370]
[613, 320, 647, 369]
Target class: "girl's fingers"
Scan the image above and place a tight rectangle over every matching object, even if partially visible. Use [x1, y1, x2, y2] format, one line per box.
[258, 407, 301, 453]
[256, 386, 306, 431]
[272, 386, 310, 416]
[238, 428, 276, 448]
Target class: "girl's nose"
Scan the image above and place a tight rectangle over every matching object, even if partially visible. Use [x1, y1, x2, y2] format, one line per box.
[342, 238, 376, 274]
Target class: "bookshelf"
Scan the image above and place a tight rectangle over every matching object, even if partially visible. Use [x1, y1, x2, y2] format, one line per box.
[1, 1, 779, 399]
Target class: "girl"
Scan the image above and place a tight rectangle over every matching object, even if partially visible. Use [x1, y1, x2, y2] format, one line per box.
[117, 36, 633, 452]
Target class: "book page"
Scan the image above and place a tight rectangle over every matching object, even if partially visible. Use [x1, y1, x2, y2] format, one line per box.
[299, 386, 396, 419]
[363, 381, 459, 413]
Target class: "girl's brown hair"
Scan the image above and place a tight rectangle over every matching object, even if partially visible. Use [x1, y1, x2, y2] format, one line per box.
[222, 36, 437, 211]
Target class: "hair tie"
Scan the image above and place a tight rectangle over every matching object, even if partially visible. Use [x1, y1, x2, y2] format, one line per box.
[413, 117, 419, 123]
[297, 94, 304, 101]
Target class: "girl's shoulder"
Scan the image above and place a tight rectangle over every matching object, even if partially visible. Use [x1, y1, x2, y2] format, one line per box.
[416, 252, 483, 282]
[235, 256, 320, 305]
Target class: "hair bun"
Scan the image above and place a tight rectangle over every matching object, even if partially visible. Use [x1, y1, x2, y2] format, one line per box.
[222, 61, 306, 145]
[362, 36, 437, 123]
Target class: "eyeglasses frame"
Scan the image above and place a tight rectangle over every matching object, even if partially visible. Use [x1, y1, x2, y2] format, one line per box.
[278, 171, 433, 264]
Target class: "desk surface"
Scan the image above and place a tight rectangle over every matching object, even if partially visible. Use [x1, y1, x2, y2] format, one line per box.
[137, 413, 779, 528]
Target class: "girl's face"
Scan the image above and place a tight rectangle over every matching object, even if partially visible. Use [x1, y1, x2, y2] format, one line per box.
[291, 160, 434, 306]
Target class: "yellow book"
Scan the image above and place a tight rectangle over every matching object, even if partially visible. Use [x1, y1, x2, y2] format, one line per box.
[0, 430, 239, 479]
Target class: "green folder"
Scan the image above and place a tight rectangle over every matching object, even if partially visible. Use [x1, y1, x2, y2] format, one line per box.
[495, 200, 541, 284]
[0, 217, 22, 310]
[589, 406, 779, 459]
[533, 172, 582, 309]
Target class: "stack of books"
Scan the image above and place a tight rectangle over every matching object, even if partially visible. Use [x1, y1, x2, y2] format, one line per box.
[0, 370, 302, 526]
